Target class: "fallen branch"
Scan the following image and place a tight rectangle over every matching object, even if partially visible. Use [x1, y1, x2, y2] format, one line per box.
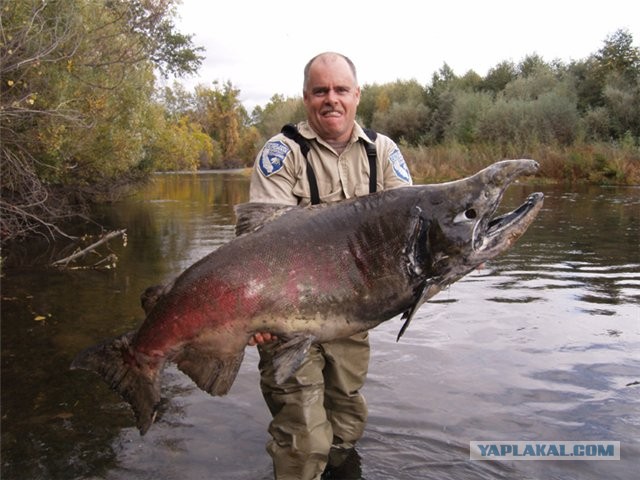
[51, 229, 126, 268]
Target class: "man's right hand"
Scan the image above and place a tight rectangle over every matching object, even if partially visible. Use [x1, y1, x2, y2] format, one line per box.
[248, 332, 278, 346]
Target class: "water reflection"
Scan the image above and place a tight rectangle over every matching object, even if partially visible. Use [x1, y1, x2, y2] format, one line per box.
[1, 173, 638, 480]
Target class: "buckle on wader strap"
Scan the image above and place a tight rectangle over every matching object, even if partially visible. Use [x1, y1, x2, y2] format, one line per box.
[280, 124, 378, 205]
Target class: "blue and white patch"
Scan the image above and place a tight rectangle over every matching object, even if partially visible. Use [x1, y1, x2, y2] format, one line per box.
[258, 140, 290, 177]
[389, 148, 411, 183]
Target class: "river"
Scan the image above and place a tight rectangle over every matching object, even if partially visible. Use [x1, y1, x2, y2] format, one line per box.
[1, 171, 639, 480]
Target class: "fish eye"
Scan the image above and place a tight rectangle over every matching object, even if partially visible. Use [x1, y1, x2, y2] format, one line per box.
[465, 209, 477, 219]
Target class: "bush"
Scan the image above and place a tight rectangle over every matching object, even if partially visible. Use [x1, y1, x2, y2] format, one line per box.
[448, 91, 493, 144]
[371, 102, 430, 145]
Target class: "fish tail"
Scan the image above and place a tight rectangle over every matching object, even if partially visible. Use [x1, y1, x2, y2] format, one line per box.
[70, 332, 161, 435]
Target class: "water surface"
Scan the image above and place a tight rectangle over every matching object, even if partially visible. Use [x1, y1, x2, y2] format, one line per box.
[2, 172, 638, 479]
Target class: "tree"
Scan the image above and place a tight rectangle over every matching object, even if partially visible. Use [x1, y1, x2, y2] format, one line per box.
[518, 54, 551, 78]
[191, 81, 251, 166]
[448, 91, 493, 144]
[595, 29, 640, 83]
[0, 0, 202, 243]
[481, 60, 517, 95]
[251, 94, 305, 139]
[372, 102, 430, 145]
[148, 115, 215, 171]
[424, 64, 459, 143]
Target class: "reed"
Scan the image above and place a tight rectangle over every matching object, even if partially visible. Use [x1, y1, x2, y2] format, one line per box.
[403, 141, 640, 185]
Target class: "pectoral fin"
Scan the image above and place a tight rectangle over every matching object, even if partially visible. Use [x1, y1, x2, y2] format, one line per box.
[397, 282, 441, 342]
[272, 334, 315, 384]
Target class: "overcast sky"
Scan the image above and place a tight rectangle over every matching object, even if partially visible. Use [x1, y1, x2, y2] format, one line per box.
[172, 0, 639, 111]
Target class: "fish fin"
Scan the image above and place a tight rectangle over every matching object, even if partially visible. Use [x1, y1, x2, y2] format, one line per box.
[140, 284, 164, 314]
[70, 332, 162, 435]
[140, 279, 175, 314]
[397, 282, 441, 342]
[234, 202, 296, 236]
[175, 345, 245, 396]
[272, 334, 315, 384]
[396, 313, 413, 342]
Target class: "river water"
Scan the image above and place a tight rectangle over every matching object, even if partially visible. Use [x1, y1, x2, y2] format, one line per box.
[1, 171, 639, 480]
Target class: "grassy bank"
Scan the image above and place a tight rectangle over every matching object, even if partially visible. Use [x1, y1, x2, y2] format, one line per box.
[403, 142, 640, 185]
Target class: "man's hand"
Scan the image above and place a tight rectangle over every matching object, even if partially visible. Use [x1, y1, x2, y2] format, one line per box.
[248, 332, 278, 346]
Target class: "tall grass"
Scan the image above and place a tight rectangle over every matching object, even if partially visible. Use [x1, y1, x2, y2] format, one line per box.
[403, 141, 640, 185]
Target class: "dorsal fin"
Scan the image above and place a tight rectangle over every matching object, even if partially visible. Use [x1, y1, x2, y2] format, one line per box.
[234, 203, 296, 236]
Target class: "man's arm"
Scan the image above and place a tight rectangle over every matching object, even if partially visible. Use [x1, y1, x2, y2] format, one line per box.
[377, 135, 413, 189]
[249, 138, 299, 204]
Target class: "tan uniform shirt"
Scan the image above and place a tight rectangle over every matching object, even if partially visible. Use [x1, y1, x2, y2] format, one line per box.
[250, 121, 412, 205]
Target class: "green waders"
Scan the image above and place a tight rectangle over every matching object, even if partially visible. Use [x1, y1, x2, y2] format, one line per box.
[258, 332, 370, 480]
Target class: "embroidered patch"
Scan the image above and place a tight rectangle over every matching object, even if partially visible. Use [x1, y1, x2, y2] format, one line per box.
[258, 141, 290, 177]
[389, 148, 411, 183]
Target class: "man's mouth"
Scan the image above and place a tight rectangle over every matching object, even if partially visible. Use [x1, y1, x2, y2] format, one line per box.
[321, 110, 342, 117]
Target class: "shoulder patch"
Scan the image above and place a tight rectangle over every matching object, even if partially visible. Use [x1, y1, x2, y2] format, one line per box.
[258, 140, 290, 177]
[389, 148, 411, 183]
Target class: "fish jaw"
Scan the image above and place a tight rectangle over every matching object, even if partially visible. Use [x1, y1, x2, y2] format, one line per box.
[415, 159, 544, 286]
[473, 191, 544, 259]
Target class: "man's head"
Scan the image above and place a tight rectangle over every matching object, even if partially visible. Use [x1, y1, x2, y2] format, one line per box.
[303, 52, 361, 143]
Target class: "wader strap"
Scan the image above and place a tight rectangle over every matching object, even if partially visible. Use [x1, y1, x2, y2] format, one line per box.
[280, 124, 377, 206]
[281, 124, 320, 205]
[362, 128, 378, 195]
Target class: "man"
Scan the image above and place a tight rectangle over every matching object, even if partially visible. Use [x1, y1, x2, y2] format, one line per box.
[247, 52, 412, 480]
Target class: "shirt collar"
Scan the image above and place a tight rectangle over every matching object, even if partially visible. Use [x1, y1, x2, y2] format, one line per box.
[297, 120, 372, 145]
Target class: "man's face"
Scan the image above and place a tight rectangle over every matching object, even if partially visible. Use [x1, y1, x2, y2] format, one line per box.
[303, 56, 361, 143]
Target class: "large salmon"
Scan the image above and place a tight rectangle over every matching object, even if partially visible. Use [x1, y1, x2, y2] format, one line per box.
[71, 159, 543, 434]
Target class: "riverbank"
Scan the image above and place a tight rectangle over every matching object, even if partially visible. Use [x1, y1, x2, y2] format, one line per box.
[403, 141, 640, 185]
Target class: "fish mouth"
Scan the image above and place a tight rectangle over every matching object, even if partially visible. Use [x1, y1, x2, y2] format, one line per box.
[475, 192, 544, 251]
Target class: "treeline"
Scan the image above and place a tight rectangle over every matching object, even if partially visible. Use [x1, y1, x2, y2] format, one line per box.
[1, 0, 638, 244]
[157, 28, 640, 182]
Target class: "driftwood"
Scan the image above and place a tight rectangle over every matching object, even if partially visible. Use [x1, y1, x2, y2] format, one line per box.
[51, 229, 126, 268]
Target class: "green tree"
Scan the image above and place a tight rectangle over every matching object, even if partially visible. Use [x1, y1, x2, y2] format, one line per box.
[251, 94, 305, 140]
[601, 73, 640, 138]
[481, 60, 517, 95]
[570, 29, 639, 116]
[149, 115, 215, 171]
[424, 64, 459, 143]
[0, 0, 203, 242]
[192, 81, 251, 166]
[372, 102, 430, 145]
[518, 54, 552, 78]
[595, 29, 640, 83]
[448, 91, 493, 144]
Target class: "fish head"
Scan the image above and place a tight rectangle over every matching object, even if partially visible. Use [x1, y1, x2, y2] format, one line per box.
[417, 159, 544, 285]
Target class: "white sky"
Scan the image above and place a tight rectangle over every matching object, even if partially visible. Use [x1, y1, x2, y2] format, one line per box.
[173, 0, 639, 112]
